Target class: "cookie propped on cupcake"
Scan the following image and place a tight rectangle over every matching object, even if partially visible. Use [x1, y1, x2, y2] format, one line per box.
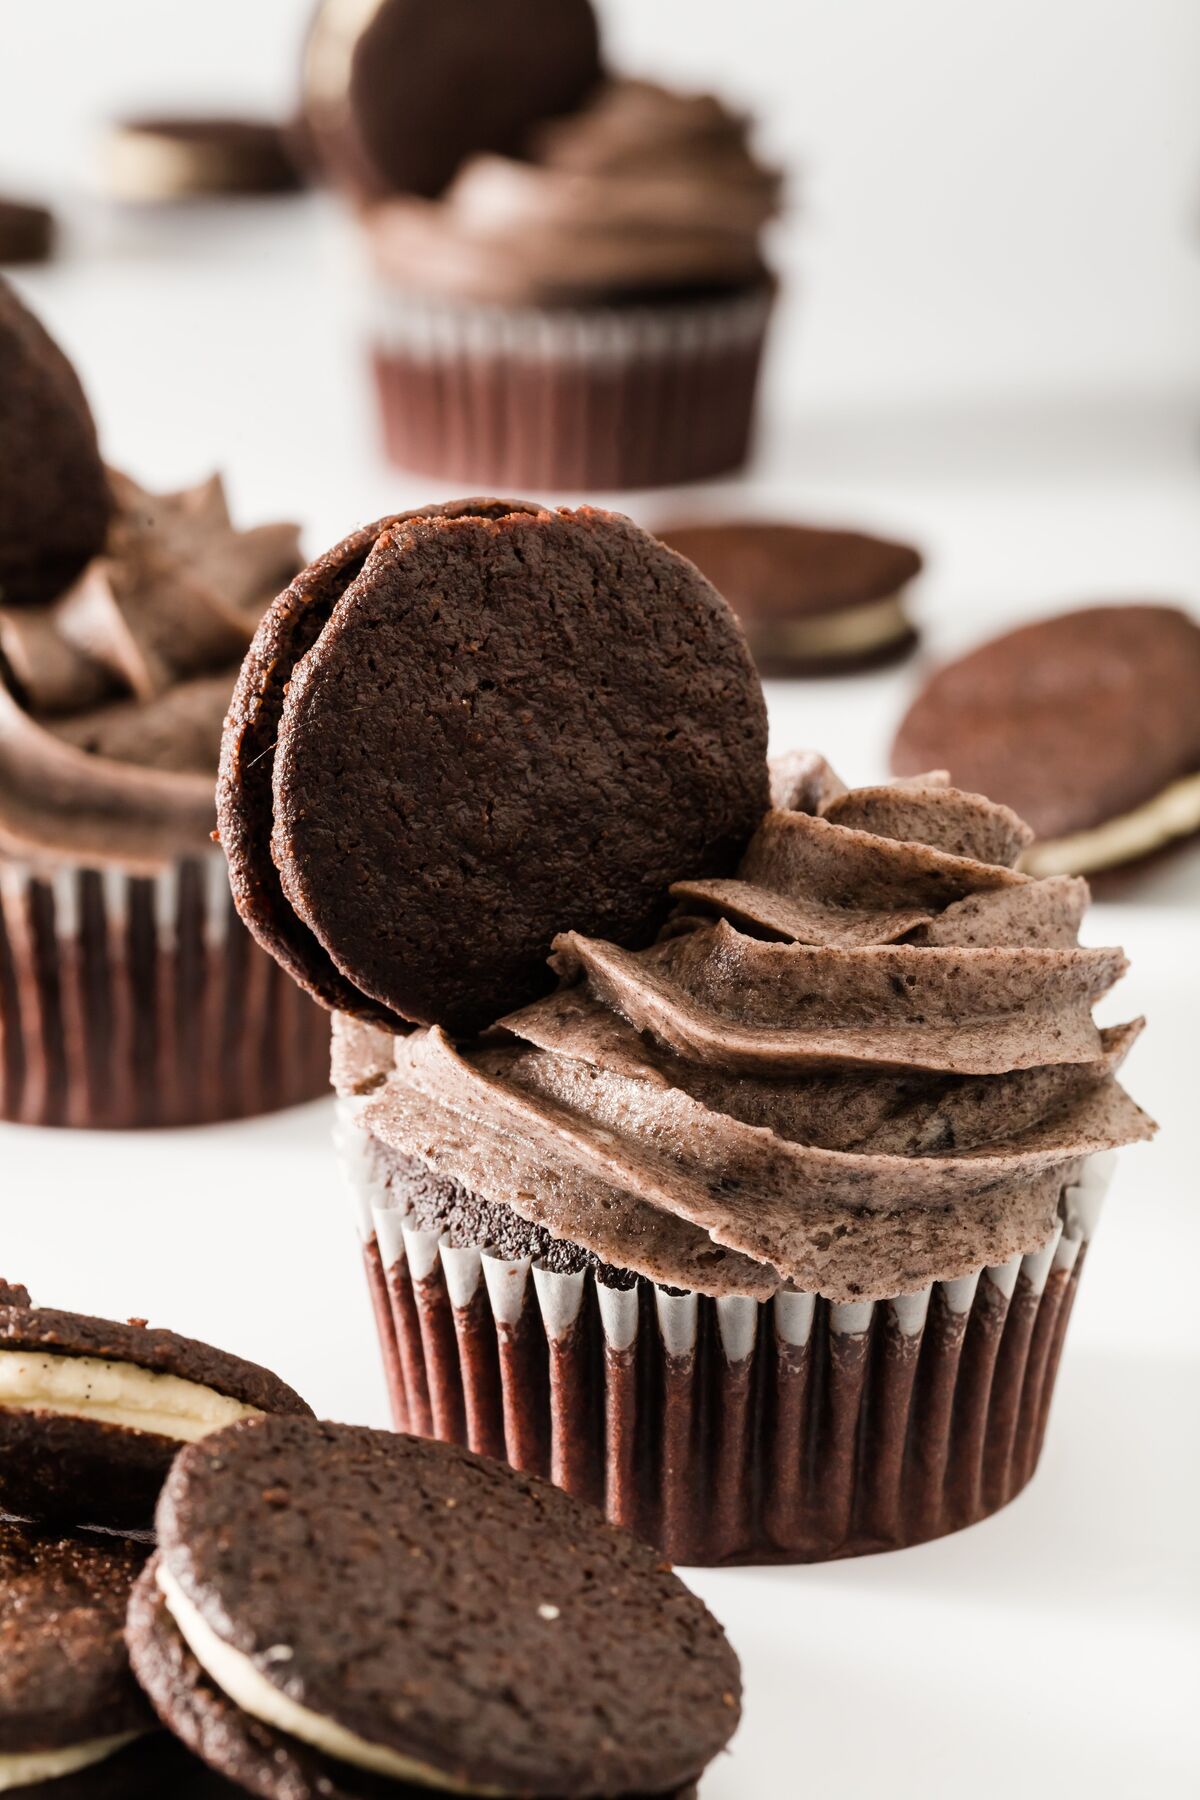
[127, 1415, 736, 1798]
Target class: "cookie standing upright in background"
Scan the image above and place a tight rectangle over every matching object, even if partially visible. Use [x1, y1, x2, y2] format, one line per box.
[658, 518, 923, 676]
[891, 603, 1200, 877]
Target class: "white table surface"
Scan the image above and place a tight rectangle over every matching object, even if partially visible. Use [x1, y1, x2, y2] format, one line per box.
[2, 195, 1198, 1800]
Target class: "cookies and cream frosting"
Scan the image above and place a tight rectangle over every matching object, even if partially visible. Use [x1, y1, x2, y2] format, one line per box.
[365, 78, 782, 307]
[0, 470, 300, 870]
[353, 755, 1154, 1303]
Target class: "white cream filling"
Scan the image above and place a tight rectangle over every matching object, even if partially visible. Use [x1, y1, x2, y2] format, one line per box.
[756, 591, 911, 660]
[157, 1563, 504, 1796]
[101, 132, 233, 201]
[0, 1351, 263, 1442]
[0, 1731, 145, 1793]
[1019, 771, 1200, 877]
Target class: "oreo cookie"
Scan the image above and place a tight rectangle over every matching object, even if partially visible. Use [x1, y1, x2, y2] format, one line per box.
[127, 1416, 734, 1797]
[0, 1520, 185, 1798]
[102, 118, 304, 202]
[659, 518, 922, 676]
[0, 1283, 311, 1531]
[301, 0, 602, 198]
[218, 499, 768, 1036]
[0, 277, 111, 605]
[891, 603, 1200, 877]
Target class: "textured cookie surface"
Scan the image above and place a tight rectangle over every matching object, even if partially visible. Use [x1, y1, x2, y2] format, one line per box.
[222, 501, 768, 1035]
[150, 1416, 740, 1797]
[303, 0, 602, 199]
[891, 604, 1200, 838]
[0, 276, 110, 603]
[0, 1520, 151, 1752]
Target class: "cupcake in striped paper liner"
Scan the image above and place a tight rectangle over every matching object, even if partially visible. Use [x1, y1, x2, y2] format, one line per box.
[0, 469, 328, 1128]
[335, 757, 1154, 1565]
[362, 79, 782, 491]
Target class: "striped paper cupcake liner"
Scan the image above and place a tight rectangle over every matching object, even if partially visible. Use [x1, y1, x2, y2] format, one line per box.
[340, 1104, 1112, 1566]
[0, 854, 330, 1129]
[370, 283, 774, 492]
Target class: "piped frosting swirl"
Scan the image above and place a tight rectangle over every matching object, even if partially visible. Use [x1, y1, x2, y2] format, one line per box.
[365, 78, 782, 307]
[356, 756, 1153, 1303]
[0, 471, 300, 869]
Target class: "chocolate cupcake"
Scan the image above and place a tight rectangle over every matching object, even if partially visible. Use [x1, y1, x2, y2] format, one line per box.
[337, 759, 1154, 1564]
[365, 79, 782, 490]
[0, 449, 331, 1126]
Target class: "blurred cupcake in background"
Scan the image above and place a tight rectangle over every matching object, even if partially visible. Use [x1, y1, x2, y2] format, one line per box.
[0, 277, 330, 1128]
[364, 79, 782, 489]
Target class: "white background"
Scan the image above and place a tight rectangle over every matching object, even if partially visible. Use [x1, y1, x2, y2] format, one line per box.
[1, 4, 1199, 1798]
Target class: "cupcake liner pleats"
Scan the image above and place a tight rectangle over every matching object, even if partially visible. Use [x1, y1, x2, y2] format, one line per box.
[370, 285, 774, 492]
[0, 855, 330, 1128]
[343, 1106, 1112, 1566]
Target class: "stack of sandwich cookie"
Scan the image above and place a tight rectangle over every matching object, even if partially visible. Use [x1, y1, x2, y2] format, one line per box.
[127, 1414, 739, 1797]
[0, 1282, 311, 1532]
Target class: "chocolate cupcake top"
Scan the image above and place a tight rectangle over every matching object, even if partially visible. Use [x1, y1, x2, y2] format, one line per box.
[0, 469, 300, 870]
[356, 756, 1154, 1303]
[365, 79, 781, 307]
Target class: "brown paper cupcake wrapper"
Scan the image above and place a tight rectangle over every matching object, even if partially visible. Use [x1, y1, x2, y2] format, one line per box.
[0, 854, 330, 1128]
[369, 284, 774, 491]
[340, 1104, 1112, 1565]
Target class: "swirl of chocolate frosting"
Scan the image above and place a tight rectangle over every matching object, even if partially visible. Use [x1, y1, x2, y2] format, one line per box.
[0, 470, 300, 869]
[357, 755, 1154, 1303]
[365, 78, 782, 307]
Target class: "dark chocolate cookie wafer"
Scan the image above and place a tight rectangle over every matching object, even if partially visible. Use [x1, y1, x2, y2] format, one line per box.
[301, 0, 602, 200]
[129, 1416, 737, 1798]
[891, 603, 1200, 877]
[219, 500, 767, 1036]
[0, 1520, 163, 1797]
[102, 118, 304, 201]
[659, 519, 922, 677]
[0, 276, 111, 604]
[0, 1286, 311, 1530]
[0, 198, 55, 266]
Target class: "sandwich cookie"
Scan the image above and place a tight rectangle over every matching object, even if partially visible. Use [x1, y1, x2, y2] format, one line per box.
[0, 1284, 311, 1531]
[301, 0, 602, 200]
[0, 1518, 213, 1798]
[658, 519, 923, 677]
[891, 603, 1200, 877]
[0, 277, 111, 606]
[101, 119, 304, 203]
[218, 499, 768, 1037]
[127, 1415, 737, 1798]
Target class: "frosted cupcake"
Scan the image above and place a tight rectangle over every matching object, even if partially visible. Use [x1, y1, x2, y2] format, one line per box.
[364, 79, 782, 490]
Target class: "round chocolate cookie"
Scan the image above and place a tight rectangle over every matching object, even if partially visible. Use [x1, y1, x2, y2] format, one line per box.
[129, 1416, 738, 1799]
[301, 0, 602, 199]
[0, 276, 111, 605]
[102, 117, 304, 202]
[0, 1520, 216, 1798]
[658, 518, 923, 677]
[891, 604, 1200, 875]
[0, 1284, 311, 1530]
[219, 500, 768, 1036]
[0, 198, 55, 267]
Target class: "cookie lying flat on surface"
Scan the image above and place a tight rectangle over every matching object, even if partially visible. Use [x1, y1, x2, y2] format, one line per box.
[0, 1284, 311, 1531]
[891, 604, 1200, 877]
[301, 0, 602, 200]
[101, 118, 304, 202]
[127, 1416, 734, 1798]
[0, 199, 55, 267]
[658, 519, 922, 677]
[0, 276, 111, 605]
[219, 499, 768, 1037]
